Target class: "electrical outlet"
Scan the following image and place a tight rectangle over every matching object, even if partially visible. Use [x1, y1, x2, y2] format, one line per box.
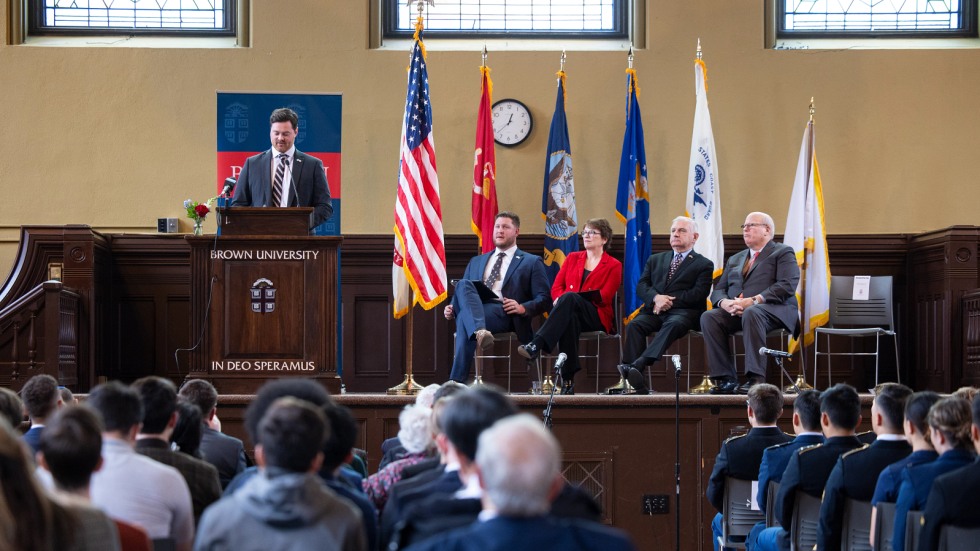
[642, 494, 669, 515]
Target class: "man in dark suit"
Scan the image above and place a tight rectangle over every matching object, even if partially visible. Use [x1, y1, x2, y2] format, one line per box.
[618, 216, 713, 394]
[701, 212, 800, 395]
[444, 212, 552, 383]
[403, 414, 636, 551]
[19, 374, 64, 455]
[178, 379, 249, 489]
[918, 393, 980, 551]
[230, 107, 333, 229]
[755, 384, 865, 551]
[132, 376, 221, 524]
[817, 383, 912, 551]
[707, 383, 792, 550]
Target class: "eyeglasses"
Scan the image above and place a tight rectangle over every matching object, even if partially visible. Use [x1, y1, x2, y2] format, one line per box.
[740, 223, 767, 230]
[581, 230, 601, 237]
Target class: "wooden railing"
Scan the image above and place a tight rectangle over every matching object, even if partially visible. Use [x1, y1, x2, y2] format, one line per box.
[0, 281, 80, 389]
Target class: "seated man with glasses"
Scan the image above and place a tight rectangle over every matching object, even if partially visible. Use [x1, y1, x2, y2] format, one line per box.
[700, 212, 800, 395]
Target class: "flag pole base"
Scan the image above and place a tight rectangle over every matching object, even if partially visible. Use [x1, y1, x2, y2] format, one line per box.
[541, 376, 556, 395]
[785, 373, 813, 393]
[387, 374, 423, 396]
[605, 376, 635, 395]
[469, 375, 485, 387]
[690, 375, 716, 395]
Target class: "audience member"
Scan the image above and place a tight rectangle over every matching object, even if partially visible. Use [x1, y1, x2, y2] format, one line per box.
[918, 394, 980, 550]
[0, 417, 77, 550]
[745, 389, 825, 549]
[755, 384, 864, 551]
[892, 396, 974, 551]
[38, 405, 147, 551]
[364, 403, 434, 510]
[322, 402, 379, 551]
[706, 383, 791, 550]
[171, 400, 205, 459]
[132, 376, 221, 524]
[178, 379, 249, 489]
[403, 414, 635, 551]
[379, 383, 440, 469]
[87, 381, 194, 550]
[59, 386, 77, 405]
[952, 385, 978, 403]
[0, 386, 25, 429]
[194, 397, 366, 550]
[868, 390, 940, 547]
[816, 383, 912, 551]
[19, 373, 64, 454]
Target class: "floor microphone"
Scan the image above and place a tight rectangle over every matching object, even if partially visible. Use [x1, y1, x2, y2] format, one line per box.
[671, 354, 682, 370]
[759, 347, 792, 359]
[553, 352, 568, 373]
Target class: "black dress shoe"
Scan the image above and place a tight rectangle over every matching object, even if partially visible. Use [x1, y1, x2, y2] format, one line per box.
[625, 366, 650, 395]
[560, 379, 575, 395]
[709, 378, 739, 395]
[616, 363, 630, 380]
[517, 341, 540, 360]
[736, 375, 766, 395]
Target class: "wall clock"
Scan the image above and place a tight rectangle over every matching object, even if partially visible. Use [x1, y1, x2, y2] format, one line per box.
[491, 99, 533, 147]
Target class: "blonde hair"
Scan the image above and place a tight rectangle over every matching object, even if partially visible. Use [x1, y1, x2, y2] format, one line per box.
[928, 397, 973, 450]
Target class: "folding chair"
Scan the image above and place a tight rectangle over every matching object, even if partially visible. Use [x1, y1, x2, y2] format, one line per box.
[722, 477, 766, 549]
[873, 501, 897, 551]
[472, 332, 524, 393]
[841, 498, 873, 551]
[790, 492, 822, 551]
[937, 525, 980, 551]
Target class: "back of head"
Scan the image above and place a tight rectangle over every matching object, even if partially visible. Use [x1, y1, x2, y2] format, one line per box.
[0, 387, 24, 428]
[442, 386, 519, 461]
[952, 386, 978, 403]
[58, 387, 75, 405]
[245, 378, 331, 445]
[415, 384, 441, 408]
[258, 397, 328, 473]
[873, 383, 913, 433]
[132, 376, 178, 434]
[433, 380, 467, 403]
[928, 396, 973, 450]
[20, 374, 60, 420]
[398, 404, 434, 455]
[794, 389, 822, 432]
[321, 402, 358, 472]
[177, 379, 218, 418]
[86, 381, 144, 434]
[477, 414, 560, 516]
[39, 405, 104, 491]
[820, 384, 861, 431]
[747, 383, 783, 425]
[904, 391, 941, 437]
[171, 401, 204, 457]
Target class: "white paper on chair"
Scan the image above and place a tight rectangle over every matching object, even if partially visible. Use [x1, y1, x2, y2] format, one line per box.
[750, 480, 760, 510]
[852, 276, 871, 300]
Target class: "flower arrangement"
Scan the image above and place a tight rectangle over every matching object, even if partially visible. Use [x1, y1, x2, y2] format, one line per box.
[184, 197, 217, 235]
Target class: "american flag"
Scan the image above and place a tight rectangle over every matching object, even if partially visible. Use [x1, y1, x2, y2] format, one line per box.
[393, 31, 447, 319]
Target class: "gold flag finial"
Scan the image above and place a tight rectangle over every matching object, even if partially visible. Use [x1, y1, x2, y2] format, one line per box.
[696, 38, 702, 60]
[627, 45, 634, 69]
[560, 50, 566, 72]
[809, 97, 815, 121]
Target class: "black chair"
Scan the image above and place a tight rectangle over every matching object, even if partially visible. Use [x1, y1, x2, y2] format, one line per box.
[905, 511, 923, 551]
[937, 525, 980, 551]
[790, 492, 822, 551]
[722, 477, 766, 549]
[841, 498, 873, 551]
[765, 481, 780, 528]
[873, 501, 897, 551]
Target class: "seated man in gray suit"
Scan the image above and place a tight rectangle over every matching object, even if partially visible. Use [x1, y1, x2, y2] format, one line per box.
[230, 107, 333, 229]
[443, 212, 552, 383]
[700, 212, 800, 395]
[178, 379, 249, 489]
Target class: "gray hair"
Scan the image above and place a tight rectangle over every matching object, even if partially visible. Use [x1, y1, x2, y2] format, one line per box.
[748, 211, 776, 235]
[476, 414, 561, 516]
[671, 215, 698, 234]
[397, 404, 434, 454]
[415, 384, 441, 409]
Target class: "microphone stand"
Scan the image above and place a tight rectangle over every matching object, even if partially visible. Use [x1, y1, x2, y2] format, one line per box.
[542, 368, 563, 430]
[773, 355, 800, 393]
[672, 355, 682, 551]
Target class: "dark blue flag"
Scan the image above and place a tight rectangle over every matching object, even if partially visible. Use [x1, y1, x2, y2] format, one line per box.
[541, 71, 578, 282]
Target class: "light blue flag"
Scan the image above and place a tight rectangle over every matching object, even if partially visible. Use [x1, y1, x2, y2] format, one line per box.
[615, 69, 650, 324]
[541, 71, 578, 282]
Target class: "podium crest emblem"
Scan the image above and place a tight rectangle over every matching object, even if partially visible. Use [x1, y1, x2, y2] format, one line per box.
[250, 278, 276, 313]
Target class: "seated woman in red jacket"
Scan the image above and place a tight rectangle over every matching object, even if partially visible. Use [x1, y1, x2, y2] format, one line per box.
[518, 218, 622, 395]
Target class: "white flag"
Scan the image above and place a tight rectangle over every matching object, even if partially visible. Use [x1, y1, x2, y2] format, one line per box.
[785, 122, 831, 353]
[686, 58, 723, 281]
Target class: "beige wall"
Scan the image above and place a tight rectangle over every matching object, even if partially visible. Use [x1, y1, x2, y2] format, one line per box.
[2, 1, 978, 282]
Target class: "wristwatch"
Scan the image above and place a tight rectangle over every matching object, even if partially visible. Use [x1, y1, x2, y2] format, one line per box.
[752, 295, 762, 305]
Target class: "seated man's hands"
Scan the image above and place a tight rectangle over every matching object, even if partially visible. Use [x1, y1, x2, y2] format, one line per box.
[501, 298, 526, 316]
[653, 294, 674, 314]
[444, 305, 455, 320]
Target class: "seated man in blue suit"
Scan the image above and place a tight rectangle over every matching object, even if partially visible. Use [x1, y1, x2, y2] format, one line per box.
[20, 374, 65, 455]
[745, 389, 825, 550]
[404, 414, 635, 551]
[444, 212, 552, 383]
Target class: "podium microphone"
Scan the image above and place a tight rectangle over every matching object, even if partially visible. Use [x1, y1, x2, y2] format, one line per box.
[220, 177, 236, 198]
[553, 353, 568, 373]
[759, 347, 793, 359]
[671, 354, 682, 370]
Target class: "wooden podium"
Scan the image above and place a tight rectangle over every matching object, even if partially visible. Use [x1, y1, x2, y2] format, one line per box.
[187, 207, 341, 394]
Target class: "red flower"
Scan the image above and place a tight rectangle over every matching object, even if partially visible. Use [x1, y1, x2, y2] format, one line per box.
[194, 204, 210, 218]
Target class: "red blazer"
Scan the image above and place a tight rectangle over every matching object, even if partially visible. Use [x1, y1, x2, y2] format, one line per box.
[551, 250, 623, 333]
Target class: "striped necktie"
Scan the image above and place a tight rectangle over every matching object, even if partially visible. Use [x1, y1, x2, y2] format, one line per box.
[272, 153, 289, 207]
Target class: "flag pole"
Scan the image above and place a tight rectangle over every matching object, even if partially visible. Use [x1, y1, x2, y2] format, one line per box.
[786, 99, 816, 393]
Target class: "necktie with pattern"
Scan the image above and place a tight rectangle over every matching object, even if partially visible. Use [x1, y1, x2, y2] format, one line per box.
[667, 253, 683, 282]
[272, 153, 289, 207]
[485, 252, 506, 289]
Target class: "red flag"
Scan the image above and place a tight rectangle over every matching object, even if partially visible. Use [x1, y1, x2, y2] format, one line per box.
[471, 66, 498, 253]
[393, 23, 447, 318]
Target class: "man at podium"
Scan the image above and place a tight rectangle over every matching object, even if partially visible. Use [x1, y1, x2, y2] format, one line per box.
[231, 107, 333, 228]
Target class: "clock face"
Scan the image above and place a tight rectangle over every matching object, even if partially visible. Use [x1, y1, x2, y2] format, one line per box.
[491, 99, 533, 147]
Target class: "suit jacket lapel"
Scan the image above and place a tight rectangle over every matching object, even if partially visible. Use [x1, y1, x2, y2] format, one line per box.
[501, 249, 524, 290]
[667, 251, 697, 284]
[290, 150, 304, 207]
[745, 241, 776, 278]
